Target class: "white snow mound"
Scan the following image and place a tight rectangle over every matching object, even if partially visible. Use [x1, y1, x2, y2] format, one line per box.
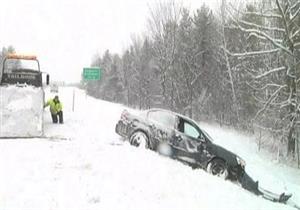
[0, 85, 44, 137]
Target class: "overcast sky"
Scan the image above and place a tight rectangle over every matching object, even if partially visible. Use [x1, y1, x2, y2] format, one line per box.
[0, 0, 220, 83]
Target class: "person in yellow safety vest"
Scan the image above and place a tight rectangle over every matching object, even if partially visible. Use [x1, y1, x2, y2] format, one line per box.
[44, 95, 64, 124]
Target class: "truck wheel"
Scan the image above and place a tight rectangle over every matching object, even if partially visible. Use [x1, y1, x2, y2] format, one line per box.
[129, 131, 149, 149]
[207, 159, 228, 179]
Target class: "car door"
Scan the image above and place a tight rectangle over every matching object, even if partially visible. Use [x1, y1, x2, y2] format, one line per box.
[171, 116, 208, 165]
[146, 110, 176, 147]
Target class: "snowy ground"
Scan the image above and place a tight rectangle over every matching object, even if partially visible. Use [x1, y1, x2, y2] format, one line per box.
[0, 87, 299, 210]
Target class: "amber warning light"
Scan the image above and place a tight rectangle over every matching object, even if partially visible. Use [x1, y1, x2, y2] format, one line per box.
[6, 54, 37, 60]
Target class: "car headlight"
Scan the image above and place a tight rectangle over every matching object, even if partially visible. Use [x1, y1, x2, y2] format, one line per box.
[236, 156, 246, 168]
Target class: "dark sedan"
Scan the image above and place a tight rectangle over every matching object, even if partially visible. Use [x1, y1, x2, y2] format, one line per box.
[115, 108, 292, 203]
[115, 108, 245, 180]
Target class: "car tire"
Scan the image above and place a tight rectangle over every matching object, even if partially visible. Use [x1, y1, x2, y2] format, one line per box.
[129, 131, 149, 149]
[206, 158, 228, 179]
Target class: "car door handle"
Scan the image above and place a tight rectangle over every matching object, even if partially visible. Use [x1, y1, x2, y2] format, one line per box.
[149, 124, 156, 129]
[175, 134, 182, 142]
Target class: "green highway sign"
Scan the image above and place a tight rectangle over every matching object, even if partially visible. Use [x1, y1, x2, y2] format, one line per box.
[83, 67, 101, 80]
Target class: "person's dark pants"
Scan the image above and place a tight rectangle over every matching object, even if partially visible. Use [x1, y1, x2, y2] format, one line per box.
[51, 111, 63, 124]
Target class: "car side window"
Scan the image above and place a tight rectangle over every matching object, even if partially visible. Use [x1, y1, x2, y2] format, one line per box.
[183, 121, 200, 139]
[148, 110, 176, 129]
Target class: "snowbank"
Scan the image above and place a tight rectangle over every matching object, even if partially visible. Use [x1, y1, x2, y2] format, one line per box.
[0, 85, 44, 137]
[0, 87, 298, 210]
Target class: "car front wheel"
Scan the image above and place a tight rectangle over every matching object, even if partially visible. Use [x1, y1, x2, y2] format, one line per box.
[206, 159, 228, 179]
[129, 131, 149, 149]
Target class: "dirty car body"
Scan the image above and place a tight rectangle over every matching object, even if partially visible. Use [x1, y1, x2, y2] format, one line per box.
[115, 108, 292, 203]
[115, 108, 245, 181]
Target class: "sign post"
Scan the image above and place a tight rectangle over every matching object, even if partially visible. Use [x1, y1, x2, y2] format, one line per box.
[72, 88, 75, 112]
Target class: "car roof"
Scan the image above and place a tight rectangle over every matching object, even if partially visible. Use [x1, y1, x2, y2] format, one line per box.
[146, 108, 214, 142]
[147, 108, 199, 125]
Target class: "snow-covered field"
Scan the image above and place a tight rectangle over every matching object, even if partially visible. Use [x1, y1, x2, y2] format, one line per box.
[0, 87, 299, 210]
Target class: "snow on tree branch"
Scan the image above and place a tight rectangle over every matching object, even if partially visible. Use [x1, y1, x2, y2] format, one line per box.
[291, 0, 300, 11]
[291, 28, 300, 39]
[289, 0, 300, 21]
[238, 19, 285, 33]
[236, 25, 293, 56]
[275, 0, 291, 36]
[248, 33, 268, 41]
[242, 12, 281, 19]
[291, 5, 300, 22]
[227, 8, 293, 56]
[253, 85, 287, 120]
[246, 82, 283, 91]
[225, 48, 279, 57]
[255, 66, 286, 79]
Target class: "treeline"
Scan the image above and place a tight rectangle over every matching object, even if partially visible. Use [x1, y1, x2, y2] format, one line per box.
[0, 46, 16, 63]
[83, 0, 300, 159]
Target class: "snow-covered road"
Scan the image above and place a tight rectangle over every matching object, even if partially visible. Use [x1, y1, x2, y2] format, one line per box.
[0, 87, 299, 210]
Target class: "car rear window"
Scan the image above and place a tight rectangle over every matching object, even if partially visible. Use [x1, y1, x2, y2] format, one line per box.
[147, 110, 176, 129]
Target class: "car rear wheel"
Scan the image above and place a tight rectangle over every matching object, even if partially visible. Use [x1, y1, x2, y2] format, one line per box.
[207, 159, 228, 179]
[129, 131, 149, 149]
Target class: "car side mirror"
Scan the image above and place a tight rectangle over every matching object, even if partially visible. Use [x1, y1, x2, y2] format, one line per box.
[197, 134, 206, 142]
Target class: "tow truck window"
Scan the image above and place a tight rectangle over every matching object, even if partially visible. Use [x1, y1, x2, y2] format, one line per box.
[4, 59, 39, 73]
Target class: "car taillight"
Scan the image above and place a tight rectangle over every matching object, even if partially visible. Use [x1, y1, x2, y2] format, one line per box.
[121, 110, 129, 121]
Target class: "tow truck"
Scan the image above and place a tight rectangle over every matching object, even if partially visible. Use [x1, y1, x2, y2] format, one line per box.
[0, 54, 49, 138]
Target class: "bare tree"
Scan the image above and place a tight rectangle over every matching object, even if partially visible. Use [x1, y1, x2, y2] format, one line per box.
[147, 0, 182, 109]
[220, 0, 240, 124]
[227, 0, 300, 155]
